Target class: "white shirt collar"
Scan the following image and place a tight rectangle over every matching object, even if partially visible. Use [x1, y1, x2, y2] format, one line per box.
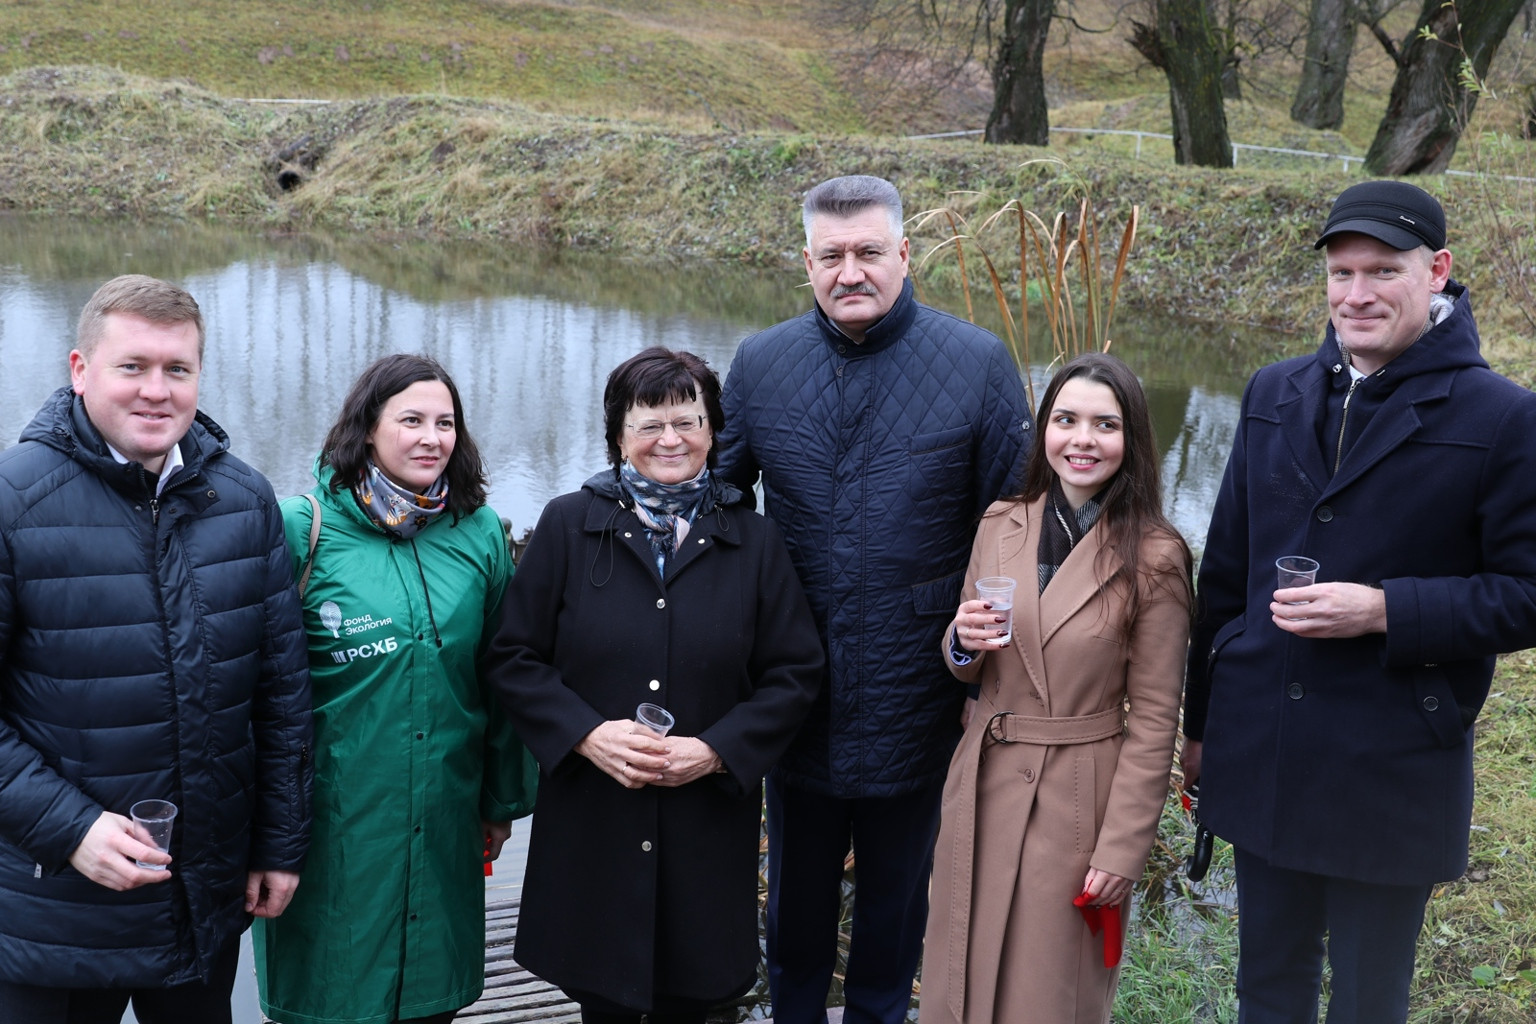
[106, 442, 185, 498]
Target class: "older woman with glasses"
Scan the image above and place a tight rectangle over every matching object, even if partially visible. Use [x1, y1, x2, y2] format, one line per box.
[483, 346, 823, 1024]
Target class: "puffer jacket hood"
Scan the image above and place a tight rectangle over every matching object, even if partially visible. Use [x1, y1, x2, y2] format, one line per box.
[0, 386, 312, 988]
[21, 384, 231, 495]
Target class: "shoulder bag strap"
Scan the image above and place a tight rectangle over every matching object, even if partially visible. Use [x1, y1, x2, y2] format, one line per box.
[297, 493, 323, 598]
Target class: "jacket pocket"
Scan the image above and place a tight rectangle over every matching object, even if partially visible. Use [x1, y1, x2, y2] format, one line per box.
[907, 425, 973, 501]
[1205, 616, 1245, 684]
[1412, 665, 1468, 750]
[910, 570, 964, 620]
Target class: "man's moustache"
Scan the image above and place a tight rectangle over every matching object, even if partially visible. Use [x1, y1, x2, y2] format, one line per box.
[831, 283, 878, 298]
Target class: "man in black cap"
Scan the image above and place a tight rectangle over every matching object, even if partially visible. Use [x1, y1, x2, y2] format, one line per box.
[1182, 180, 1536, 1022]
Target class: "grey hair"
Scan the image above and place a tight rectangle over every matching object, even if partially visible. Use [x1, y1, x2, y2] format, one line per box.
[802, 175, 904, 248]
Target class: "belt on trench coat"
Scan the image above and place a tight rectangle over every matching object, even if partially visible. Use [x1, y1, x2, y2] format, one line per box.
[942, 705, 1126, 1023]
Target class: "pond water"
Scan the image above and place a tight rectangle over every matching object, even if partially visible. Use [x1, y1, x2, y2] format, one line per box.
[0, 214, 1287, 1022]
[0, 215, 1285, 549]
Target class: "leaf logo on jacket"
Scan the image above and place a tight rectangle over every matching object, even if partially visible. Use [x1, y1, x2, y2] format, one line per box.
[320, 601, 342, 638]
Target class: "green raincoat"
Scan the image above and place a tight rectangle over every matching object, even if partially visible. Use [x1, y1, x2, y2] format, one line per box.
[255, 470, 536, 1024]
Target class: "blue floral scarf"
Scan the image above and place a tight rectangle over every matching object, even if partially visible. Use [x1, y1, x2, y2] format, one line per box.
[619, 460, 713, 577]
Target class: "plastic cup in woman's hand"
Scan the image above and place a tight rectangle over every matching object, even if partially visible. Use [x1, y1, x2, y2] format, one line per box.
[633, 703, 674, 738]
[973, 577, 1017, 645]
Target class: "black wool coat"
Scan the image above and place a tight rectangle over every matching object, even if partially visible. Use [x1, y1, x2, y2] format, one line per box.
[483, 472, 823, 1011]
[1185, 282, 1536, 885]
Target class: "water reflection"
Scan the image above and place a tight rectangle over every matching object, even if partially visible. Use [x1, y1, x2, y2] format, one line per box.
[0, 214, 1286, 1023]
[0, 215, 1273, 553]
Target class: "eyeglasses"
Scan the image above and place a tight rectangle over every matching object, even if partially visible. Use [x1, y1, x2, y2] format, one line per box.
[624, 415, 706, 440]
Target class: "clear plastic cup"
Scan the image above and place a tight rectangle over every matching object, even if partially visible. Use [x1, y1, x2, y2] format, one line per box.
[129, 799, 177, 870]
[633, 703, 675, 738]
[973, 576, 1018, 646]
[1276, 556, 1320, 590]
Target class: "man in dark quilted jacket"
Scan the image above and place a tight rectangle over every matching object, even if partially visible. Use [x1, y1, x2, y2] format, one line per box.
[719, 175, 1031, 1024]
[0, 275, 312, 1023]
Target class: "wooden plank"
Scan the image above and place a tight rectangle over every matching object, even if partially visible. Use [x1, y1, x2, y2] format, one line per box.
[465, 894, 584, 1024]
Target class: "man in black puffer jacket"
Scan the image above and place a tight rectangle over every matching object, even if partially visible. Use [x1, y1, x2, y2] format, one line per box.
[718, 176, 1031, 1024]
[0, 275, 312, 1023]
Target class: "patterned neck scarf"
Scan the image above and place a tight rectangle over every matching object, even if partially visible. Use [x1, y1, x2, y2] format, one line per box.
[619, 460, 713, 577]
[1037, 477, 1104, 594]
[354, 461, 449, 539]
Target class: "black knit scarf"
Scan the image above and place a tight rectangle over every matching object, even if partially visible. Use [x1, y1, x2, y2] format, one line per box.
[1037, 478, 1104, 594]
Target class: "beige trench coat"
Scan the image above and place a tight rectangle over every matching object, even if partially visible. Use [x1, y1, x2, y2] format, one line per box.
[919, 497, 1190, 1024]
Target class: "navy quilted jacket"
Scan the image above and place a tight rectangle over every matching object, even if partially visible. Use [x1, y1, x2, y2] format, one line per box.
[718, 280, 1031, 797]
[0, 387, 313, 987]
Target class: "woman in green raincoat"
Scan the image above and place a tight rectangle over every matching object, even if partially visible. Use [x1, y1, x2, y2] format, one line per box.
[255, 354, 537, 1024]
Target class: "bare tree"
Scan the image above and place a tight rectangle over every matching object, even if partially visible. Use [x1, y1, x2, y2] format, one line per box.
[1364, 0, 1525, 174]
[1131, 0, 1235, 166]
[817, 0, 1119, 144]
[1291, 0, 1357, 127]
[987, 0, 1059, 143]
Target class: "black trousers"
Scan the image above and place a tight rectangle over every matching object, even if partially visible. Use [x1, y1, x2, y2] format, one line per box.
[764, 771, 945, 1024]
[1233, 846, 1433, 1024]
[0, 936, 239, 1024]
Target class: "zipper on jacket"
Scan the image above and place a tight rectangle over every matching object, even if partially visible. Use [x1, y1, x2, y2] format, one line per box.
[410, 542, 444, 648]
[149, 496, 160, 525]
[1333, 376, 1365, 474]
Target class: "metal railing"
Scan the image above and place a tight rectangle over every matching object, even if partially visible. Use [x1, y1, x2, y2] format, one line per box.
[906, 125, 1365, 172]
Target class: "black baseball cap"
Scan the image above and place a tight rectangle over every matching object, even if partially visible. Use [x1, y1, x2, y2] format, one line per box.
[1314, 180, 1446, 251]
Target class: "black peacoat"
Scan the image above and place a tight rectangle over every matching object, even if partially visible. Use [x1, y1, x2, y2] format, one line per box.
[483, 471, 823, 1011]
[1185, 281, 1536, 885]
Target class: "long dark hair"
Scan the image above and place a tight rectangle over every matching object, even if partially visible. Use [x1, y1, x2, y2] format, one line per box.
[601, 347, 724, 471]
[321, 353, 488, 521]
[1014, 352, 1192, 627]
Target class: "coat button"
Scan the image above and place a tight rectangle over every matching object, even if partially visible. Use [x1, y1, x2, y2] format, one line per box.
[649, 679, 661, 691]
[1287, 683, 1304, 700]
[641, 841, 652, 852]
[1316, 506, 1334, 522]
[624, 531, 633, 538]
[1022, 768, 1035, 782]
[697, 538, 706, 544]
[656, 598, 666, 609]
[1423, 696, 1440, 711]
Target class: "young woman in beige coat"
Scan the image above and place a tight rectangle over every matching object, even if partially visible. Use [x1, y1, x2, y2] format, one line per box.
[920, 353, 1192, 1024]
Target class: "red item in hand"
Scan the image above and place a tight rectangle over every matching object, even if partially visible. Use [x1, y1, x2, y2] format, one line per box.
[483, 835, 494, 877]
[1072, 891, 1123, 968]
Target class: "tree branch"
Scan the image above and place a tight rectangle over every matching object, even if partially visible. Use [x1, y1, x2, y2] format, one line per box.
[1366, 18, 1404, 66]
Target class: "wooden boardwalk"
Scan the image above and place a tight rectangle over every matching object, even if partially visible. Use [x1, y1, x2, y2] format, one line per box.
[460, 883, 846, 1024]
[459, 894, 582, 1024]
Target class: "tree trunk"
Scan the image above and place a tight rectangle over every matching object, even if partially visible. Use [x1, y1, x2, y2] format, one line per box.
[1291, 0, 1357, 129]
[1219, 0, 1242, 100]
[1147, 0, 1234, 167]
[986, 0, 1058, 144]
[1364, 0, 1525, 174]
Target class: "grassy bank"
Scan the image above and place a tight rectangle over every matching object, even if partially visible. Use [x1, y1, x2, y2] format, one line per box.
[4, 66, 1535, 386]
[1136, 657, 1536, 1022]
